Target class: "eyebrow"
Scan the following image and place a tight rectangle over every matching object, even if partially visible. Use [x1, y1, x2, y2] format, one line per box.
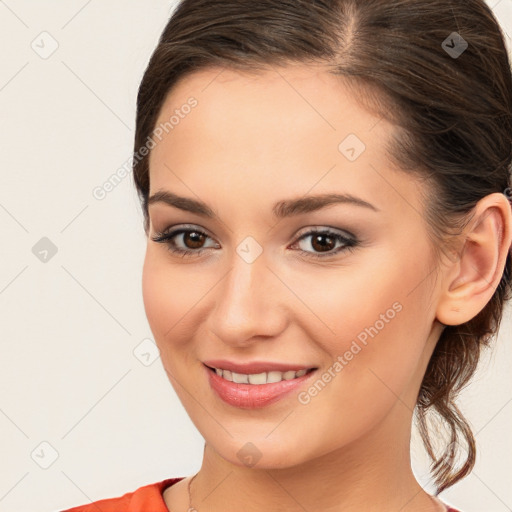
[147, 190, 380, 218]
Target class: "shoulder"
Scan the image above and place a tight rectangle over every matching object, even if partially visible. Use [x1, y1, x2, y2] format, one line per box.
[60, 477, 185, 512]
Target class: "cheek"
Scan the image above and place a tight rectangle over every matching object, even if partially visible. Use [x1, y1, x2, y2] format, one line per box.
[296, 246, 434, 403]
[141, 249, 204, 397]
[142, 246, 222, 371]
[141, 248, 194, 346]
[142, 250, 168, 339]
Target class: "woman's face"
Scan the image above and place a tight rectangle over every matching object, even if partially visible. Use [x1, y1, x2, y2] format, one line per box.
[142, 64, 445, 468]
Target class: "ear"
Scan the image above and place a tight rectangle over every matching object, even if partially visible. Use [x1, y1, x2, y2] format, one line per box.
[436, 192, 512, 326]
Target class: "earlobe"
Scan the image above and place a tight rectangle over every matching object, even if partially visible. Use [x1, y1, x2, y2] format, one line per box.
[435, 193, 512, 327]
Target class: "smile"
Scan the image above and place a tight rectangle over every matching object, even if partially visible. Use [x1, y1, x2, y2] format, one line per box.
[205, 365, 316, 385]
[204, 364, 318, 409]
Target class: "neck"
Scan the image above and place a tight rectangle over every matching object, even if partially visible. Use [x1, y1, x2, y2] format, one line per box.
[190, 402, 440, 512]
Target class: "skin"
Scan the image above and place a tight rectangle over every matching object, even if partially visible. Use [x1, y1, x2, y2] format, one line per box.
[140, 64, 512, 512]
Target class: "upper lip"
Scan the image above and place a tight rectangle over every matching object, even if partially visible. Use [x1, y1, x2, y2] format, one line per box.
[203, 359, 317, 374]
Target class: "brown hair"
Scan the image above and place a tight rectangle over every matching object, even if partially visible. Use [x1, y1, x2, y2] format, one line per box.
[132, 0, 512, 494]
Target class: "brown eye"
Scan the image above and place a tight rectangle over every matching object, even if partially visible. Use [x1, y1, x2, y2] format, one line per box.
[183, 231, 207, 249]
[150, 225, 219, 257]
[292, 228, 359, 259]
[310, 233, 336, 253]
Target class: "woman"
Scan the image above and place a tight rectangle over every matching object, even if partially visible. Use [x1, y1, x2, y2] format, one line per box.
[61, 0, 512, 511]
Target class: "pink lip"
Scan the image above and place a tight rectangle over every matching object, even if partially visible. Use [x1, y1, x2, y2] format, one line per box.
[204, 364, 317, 409]
[203, 359, 316, 374]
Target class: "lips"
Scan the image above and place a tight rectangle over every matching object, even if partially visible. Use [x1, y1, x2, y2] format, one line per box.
[203, 359, 317, 374]
[204, 363, 317, 408]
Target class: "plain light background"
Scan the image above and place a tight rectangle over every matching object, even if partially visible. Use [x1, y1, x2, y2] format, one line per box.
[0, 1, 511, 511]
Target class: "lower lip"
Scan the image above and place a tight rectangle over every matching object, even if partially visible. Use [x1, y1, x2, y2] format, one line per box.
[204, 364, 317, 409]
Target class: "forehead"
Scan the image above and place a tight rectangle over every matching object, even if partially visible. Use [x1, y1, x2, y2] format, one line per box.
[148, 65, 425, 220]
[154, 64, 381, 140]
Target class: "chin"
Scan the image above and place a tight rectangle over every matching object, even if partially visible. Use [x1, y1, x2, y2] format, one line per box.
[204, 433, 319, 471]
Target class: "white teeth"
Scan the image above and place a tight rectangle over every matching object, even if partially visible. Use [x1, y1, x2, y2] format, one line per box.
[248, 372, 267, 385]
[267, 371, 284, 383]
[232, 372, 249, 384]
[212, 367, 312, 385]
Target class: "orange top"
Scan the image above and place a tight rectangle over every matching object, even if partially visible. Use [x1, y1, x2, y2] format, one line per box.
[60, 477, 185, 511]
[60, 477, 462, 512]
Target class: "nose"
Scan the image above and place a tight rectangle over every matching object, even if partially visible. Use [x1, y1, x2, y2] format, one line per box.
[207, 250, 288, 347]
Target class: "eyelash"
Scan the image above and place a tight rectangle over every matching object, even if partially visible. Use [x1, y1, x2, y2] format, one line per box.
[151, 224, 359, 260]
